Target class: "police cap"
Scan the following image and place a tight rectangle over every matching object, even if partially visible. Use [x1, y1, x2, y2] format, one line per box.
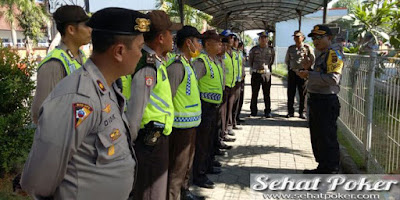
[87, 7, 150, 35]
[147, 10, 182, 32]
[308, 25, 333, 37]
[292, 30, 304, 37]
[257, 31, 268, 37]
[176, 25, 204, 41]
[53, 5, 89, 24]
[220, 29, 234, 37]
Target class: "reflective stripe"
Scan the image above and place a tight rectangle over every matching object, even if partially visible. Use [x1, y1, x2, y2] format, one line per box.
[173, 121, 201, 128]
[60, 53, 76, 74]
[200, 92, 221, 101]
[174, 115, 201, 122]
[151, 91, 170, 108]
[184, 64, 192, 95]
[185, 104, 199, 108]
[149, 99, 171, 116]
[204, 55, 215, 79]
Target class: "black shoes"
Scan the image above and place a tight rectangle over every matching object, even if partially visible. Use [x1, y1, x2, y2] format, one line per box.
[194, 178, 215, 189]
[181, 189, 205, 200]
[222, 136, 236, 142]
[219, 142, 233, 150]
[215, 149, 228, 156]
[299, 113, 306, 119]
[286, 113, 294, 118]
[213, 160, 222, 167]
[232, 126, 242, 130]
[265, 113, 272, 118]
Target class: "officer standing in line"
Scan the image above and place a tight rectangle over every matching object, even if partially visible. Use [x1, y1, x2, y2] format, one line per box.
[20, 8, 149, 199]
[31, 5, 91, 124]
[192, 30, 224, 190]
[285, 30, 315, 119]
[124, 10, 182, 200]
[249, 31, 275, 118]
[166, 25, 203, 200]
[298, 25, 344, 174]
[220, 29, 238, 140]
[236, 41, 246, 125]
[231, 33, 243, 130]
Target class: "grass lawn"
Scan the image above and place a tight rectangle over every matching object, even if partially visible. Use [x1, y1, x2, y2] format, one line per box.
[272, 63, 288, 78]
[337, 130, 367, 171]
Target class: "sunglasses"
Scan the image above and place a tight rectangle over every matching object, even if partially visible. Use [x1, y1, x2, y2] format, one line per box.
[312, 35, 327, 41]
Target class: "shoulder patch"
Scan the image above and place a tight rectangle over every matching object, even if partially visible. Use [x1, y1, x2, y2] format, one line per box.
[96, 80, 106, 92]
[146, 53, 156, 65]
[145, 76, 154, 86]
[73, 103, 93, 128]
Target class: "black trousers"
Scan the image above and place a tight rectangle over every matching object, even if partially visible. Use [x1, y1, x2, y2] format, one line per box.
[193, 101, 218, 181]
[308, 94, 340, 170]
[250, 73, 271, 115]
[221, 86, 235, 134]
[287, 70, 306, 115]
[133, 134, 169, 200]
[232, 82, 241, 127]
[236, 81, 245, 121]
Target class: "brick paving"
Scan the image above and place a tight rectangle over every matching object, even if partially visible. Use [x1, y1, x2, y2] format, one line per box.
[190, 72, 318, 200]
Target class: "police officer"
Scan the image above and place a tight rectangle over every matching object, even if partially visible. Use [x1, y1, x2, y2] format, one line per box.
[220, 29, 238, 140]
[232, 33, 243, 129]
[236, 41, 246, 125]
[249, 31, 275, 118]
[31, 5, 91, 124]
[192, 30, 224, 190]
[298, 25, 344, 174]
[285, 30, 315, 119]
[166, 25, 203, 200]
[124, 10, 181, 200]
[20, 8, 149, 199]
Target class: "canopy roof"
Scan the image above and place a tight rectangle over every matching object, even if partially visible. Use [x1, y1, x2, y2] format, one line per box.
[185, 0, 331, 31]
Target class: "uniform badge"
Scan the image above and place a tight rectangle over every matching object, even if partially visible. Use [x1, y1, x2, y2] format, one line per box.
[97, 80, 106, 92]
[73, 103, 93, 128]
[102, 104, 111, 113]
[108, 144, 115, 156]
[146, 54, 155, 64]
[134, 18, 150, 32]
[110, 129, 121, 141]
[145, 76, 154, 87]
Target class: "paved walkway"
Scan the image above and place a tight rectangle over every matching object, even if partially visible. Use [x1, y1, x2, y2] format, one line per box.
[191, 73, 318, 200]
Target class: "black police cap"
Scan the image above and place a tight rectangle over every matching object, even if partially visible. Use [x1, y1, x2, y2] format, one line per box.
[308, 25, 333, 37]
[176, 25, 204, 42]
[87, 7, 150, 35]
[53, 5, 89, 24]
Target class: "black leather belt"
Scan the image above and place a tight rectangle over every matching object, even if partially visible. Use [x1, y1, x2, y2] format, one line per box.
[309, 93, 337, 99]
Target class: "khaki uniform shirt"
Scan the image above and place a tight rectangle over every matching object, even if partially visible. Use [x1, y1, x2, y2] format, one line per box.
[285, 43, 315, 71]
[31, 42, 86, 124]
[307, 44, 344, 94]
[248, 45, 275, 72]
[21, 59, 136, 200]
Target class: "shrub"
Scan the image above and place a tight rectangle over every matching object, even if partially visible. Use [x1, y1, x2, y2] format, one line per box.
[0, 47, 35, 174]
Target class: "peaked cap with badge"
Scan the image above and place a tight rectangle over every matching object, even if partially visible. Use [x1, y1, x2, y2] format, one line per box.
[258, 31, 269, 37]
[308, 25, 333, 37]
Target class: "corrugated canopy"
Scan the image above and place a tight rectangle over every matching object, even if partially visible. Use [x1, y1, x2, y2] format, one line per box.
[185, 0, 331, 31]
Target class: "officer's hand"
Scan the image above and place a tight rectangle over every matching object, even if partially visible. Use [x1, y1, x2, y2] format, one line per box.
[301, 54, 312, 70]
[296, 70, 309, 79]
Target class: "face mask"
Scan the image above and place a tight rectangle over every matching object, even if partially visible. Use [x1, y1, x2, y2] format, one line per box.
[188, 40, 200, 58]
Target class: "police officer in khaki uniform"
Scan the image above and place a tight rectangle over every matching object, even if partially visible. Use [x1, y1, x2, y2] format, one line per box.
[192, 30, 224, 190]
[20, 8, 150, 199]
[31, 5, 91, 124]
[297, 25, 344, 174]
[126, 10, 182, 200]
[249, 31, 275, 118]
[285, 30, 315, 119]
[167, 26, 204, 200]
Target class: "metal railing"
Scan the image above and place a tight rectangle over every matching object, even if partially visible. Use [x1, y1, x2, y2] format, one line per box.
[338, 53, 400, 173]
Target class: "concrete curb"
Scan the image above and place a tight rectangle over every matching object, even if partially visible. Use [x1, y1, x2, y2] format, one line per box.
[339, 145, 362, 174]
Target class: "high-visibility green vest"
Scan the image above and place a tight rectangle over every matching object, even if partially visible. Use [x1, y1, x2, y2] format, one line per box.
[224, 51, 237, 88]
[121, 75, 132, 100]
[38, 48, 87, 75]
[236, 50, 243, 82]
[168, 56, 202, 128]
[140, 60, 174, 135]
[195, 53, 223, 104]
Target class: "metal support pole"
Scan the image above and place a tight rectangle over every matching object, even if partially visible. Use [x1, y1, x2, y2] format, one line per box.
[365, 51, 377, 173]
[323, 0, 328, 24]
[84, 0, 90, 13]
[296, 9, 302, 31]
[178, 0, 185, 25]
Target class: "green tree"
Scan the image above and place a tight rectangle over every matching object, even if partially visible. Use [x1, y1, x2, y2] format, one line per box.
[0, 0, 48, 46]
[157, 0, 212, 31]
[243, 34, 253, 48]
[332, 0, 356, 9]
